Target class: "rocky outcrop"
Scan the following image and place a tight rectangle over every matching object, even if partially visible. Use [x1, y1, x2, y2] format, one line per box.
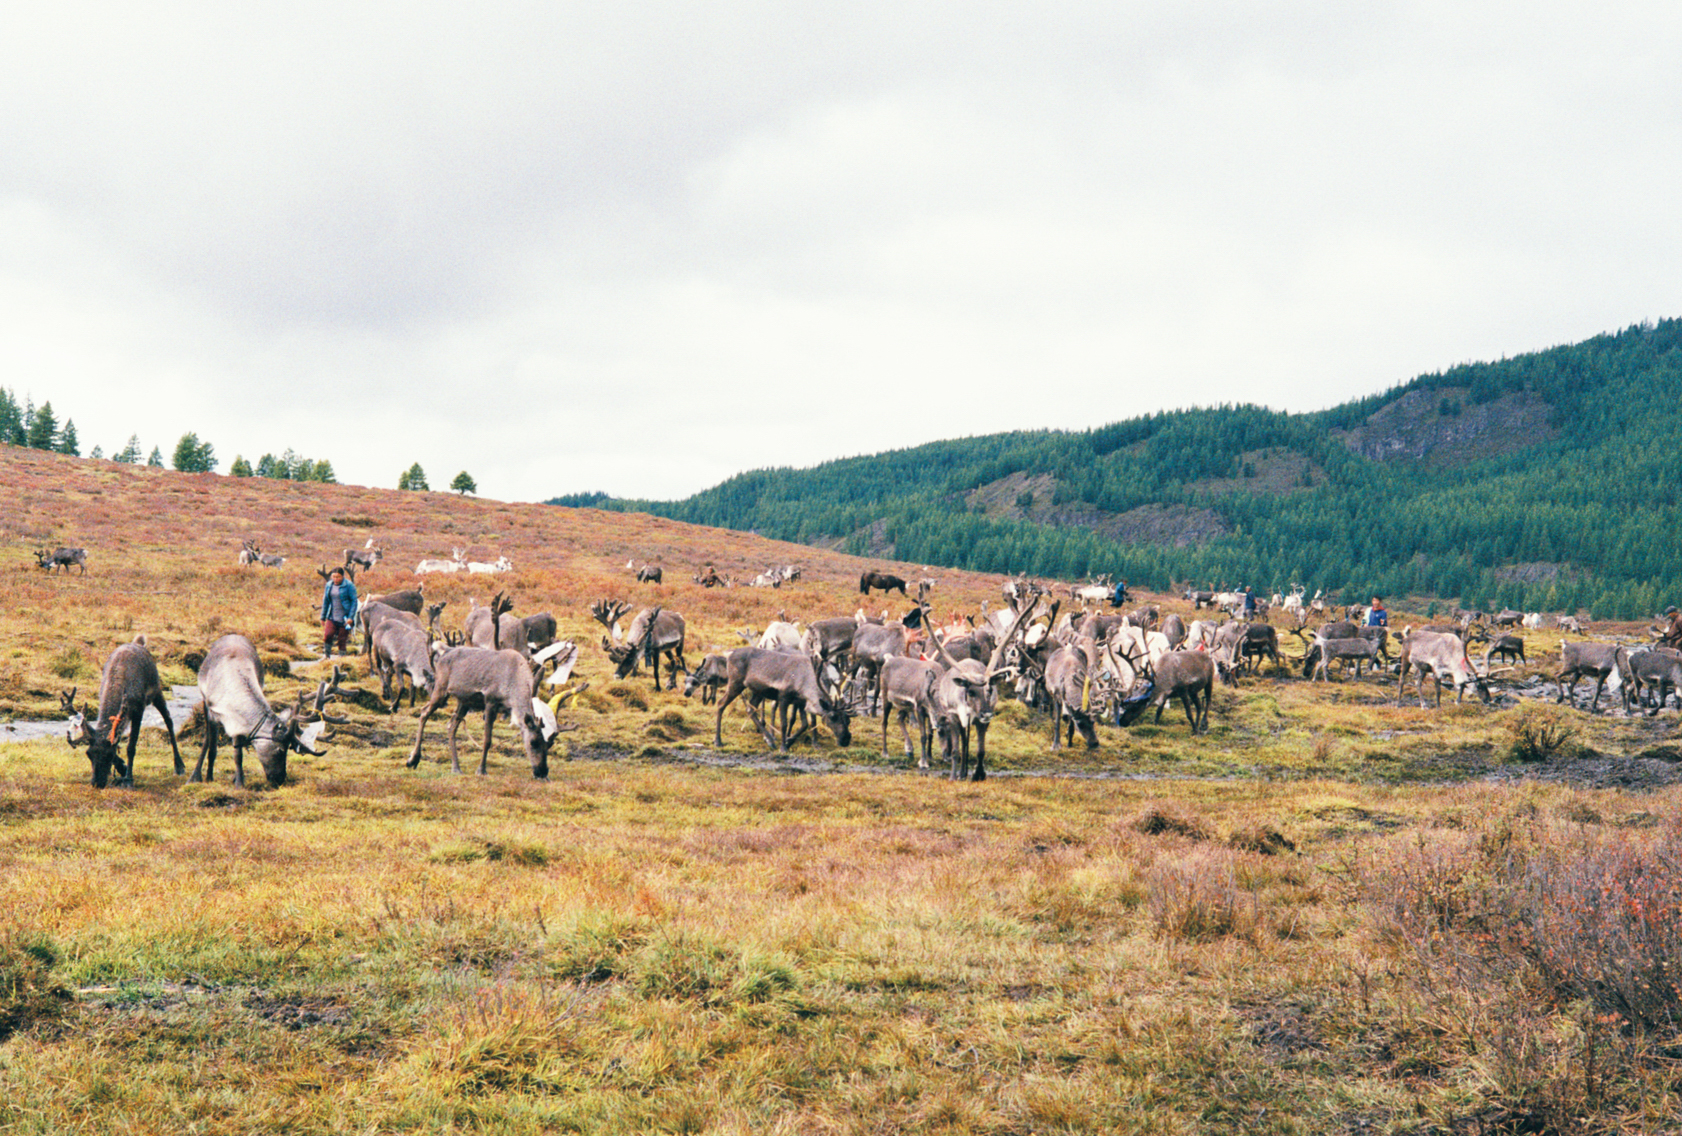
[1335, 388, 1555, 466]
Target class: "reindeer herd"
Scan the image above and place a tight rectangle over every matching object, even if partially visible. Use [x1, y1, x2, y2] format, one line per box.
[37, 539, 1682, 792]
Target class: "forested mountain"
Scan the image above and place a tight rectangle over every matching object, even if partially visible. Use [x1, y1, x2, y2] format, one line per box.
[552, 320, 1682, 619]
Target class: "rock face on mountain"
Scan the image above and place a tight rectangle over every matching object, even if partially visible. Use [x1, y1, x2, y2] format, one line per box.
[1334, 387, 1556, 467]
[966, 472, 1229, 547]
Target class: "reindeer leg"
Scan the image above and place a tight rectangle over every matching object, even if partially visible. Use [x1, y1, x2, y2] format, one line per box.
[407, 689, 448, 770]
[191, 723, 216, 783]
[446, 700, 472, 774]
[478, 704, 499, 776]
[232, 738, 246, 789]
[745, 696, 777, 749]
[120, 709, 140, 786]
[152, 692, 185, 775]
[972, 722, 987, 782]
[714, 683, 740, 747]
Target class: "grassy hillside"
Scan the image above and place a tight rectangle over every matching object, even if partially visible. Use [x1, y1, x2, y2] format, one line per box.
[2, 447, 1681, 1133]
[569, 320, 1682, 619]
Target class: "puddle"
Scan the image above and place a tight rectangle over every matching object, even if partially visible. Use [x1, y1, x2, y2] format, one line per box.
[1, 685, 203, 745]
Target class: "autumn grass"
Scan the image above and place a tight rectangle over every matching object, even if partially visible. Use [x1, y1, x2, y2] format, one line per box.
[3, 753, 1678, 1132]
[4, 447, 1682, 1131]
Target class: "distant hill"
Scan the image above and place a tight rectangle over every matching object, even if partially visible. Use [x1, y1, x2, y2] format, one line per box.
[553, 320, 1682, 620]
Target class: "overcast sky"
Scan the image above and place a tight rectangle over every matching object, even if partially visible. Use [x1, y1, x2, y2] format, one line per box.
[3, 3, 1679, 502]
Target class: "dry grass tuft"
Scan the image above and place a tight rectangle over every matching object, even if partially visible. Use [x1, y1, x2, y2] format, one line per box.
[1147, 846, 1265, 942]
[1131, 803, 1211, 840]
[606, 683, 649, 711]
[433, 838, 550, 867]
[1228, 824, 1296, 856]
[48, 647, 90, 681]
[401, 978, 597, 1097]
[0, 935, 71, 1040]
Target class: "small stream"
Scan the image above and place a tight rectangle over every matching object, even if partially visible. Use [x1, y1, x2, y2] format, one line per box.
[2, 685, 204, 744]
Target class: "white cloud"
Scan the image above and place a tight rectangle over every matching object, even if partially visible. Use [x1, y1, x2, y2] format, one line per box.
[2, 2, 1681, 499]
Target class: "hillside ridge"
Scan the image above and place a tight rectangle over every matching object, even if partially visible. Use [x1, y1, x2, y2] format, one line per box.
[561, 319, 1682, 618]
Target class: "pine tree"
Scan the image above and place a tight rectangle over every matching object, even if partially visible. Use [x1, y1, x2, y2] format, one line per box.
[172, 433, 216, 473]
[229, 455, 253, 477]
[450, 471, 477, 495]
[26, 401, 57, 450]
[399, 463, 429, 491]
[114, 435, 142, 464]
[282, 449, 310, 480]
[0, 388, 21, 445]
[55, 419, 79, 457]
[255, 453, 282, 478]
[147, 446, 164, 467]
[310, 460, 337, 484]
[89, 444, 104, 460]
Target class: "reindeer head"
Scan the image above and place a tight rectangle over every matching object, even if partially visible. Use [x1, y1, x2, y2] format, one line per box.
[60, 689, 123, 787]
[253, 669, 350, 785]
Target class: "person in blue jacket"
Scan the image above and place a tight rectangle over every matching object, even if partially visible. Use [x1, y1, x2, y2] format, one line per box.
[1366, 596, 1388, 627]
[320, 566, 359, 657]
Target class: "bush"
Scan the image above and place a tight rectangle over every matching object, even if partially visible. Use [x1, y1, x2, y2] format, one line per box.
[1368, 825, 1682, 1037]
[1506, 704, 1579, 762]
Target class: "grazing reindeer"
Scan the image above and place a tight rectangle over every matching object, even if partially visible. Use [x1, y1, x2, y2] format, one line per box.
[1397, 629, 1491, 708]
[877, 655, 942, 766]
[859, 570, 908, 596]
[344, 539, 383, 573]
[684, 654, 730, 705]
[62, 634, 185, 788]
[406, 635, 555, 778]
[1555, 641, 1631, 713]
[592, 599, 688, 690]
[1045, 637, 1102, 751]
[1146, 651, 1217, 734]
[712, 648, 852, 752]
[194, 639, 346, 788]
[36, 547, 88, 574]
[371, 619, 437, 711]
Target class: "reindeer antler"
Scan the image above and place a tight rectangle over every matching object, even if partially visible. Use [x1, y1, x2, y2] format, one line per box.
[589, 599, 632, 629]
[299, 666, 352, 739]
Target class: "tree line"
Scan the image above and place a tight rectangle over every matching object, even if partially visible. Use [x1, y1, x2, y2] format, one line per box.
[1, 387, 479, 494]
[556, 319, 1682, 620]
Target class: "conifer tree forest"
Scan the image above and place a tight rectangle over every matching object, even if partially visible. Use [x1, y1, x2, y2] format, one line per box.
[555, 320, 1682, 620]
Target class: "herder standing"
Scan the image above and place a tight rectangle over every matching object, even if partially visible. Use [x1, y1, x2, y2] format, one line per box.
[320, 566, 359, 657]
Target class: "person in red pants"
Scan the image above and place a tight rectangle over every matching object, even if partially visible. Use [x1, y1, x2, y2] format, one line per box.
[320, 566, 359, 657]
